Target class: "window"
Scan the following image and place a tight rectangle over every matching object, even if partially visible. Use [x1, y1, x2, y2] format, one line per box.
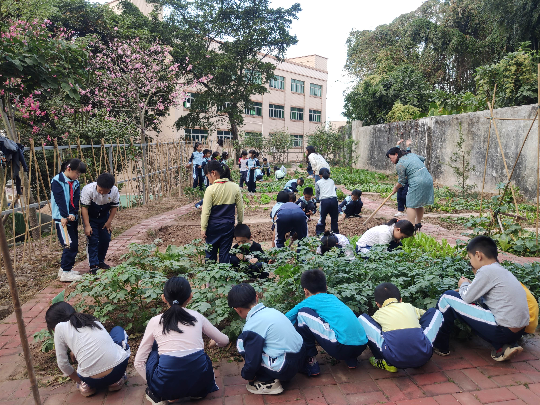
[291, 134, 303, 148]
[269, 104, 284, 119]
[183, 92, 196, 109]
[244, 69, 262, 84]
[270, 75, 285, 90]
[310, 83, 322, 97]
[184, 128, 208, 142]
[245, 102, 262, 116]
[217, 130, 232, 142]
[291, 79, 305, 94]
[309, 109, 321, 122]
[290, 107, 304, 121]
[217, 101, 231, 112]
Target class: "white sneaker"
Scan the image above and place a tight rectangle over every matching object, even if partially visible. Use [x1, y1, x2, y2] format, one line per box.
[394, 211, 406, 217]
[59, 271, 83, 282]
[491, 344, 523, 362]
[57, 268, 64, 278]
[246, 379, 283, 395]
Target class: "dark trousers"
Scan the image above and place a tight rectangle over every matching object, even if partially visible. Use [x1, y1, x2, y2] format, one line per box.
[87, 219, 111, 267]
[316, 197, 339, 235]
[397, 184, 409, 212]
[205, 222, 234, 263]
[296, 307, 366, 361]
[264, 168, 270, 177]
[56, 221, 78, 271]
[246, 346, 306, 383]
[247, 169, 256, 192]
[193, 167, 204, 190]
[275, 210, 308, 248]
[239, 171, 248, 188]
[434, 290, 525, 352]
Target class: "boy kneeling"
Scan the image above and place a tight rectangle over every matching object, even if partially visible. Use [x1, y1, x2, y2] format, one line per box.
[358, 283, 444, 372]
[286, 269, 367, 375]
[229, 284, 305, 395]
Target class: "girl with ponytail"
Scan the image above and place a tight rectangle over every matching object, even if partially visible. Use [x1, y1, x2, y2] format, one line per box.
[317, 230, 354, 257]
[135, 277, 229, 403]
[315, 168, 339, 236]
[45, 302, 130, 397]
[356, 219, 415, 255]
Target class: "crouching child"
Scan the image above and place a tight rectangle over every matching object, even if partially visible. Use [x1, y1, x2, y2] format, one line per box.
[296, 187, 317, 219]
[230, 224, 268, 279]
[339, 189, 363, 218]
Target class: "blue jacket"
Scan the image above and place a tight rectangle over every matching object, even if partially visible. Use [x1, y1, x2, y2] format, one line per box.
[237, 303, 303, 381]
[270, 202, 285, 221]
[50, 173, 80, 221]
[284, 179, 299, 193]
[247, 158, 259, 170]
[286, 293, 368, 346]
[338, 196, 363, 215]
[189, 151, 204, 167]
[295, 196, 317, 215]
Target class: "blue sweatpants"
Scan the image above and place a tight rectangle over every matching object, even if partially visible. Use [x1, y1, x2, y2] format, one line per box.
[434, 290, 525, 352]
[247, 169, 257, 192]
[296, 307, 366, 361]
[239, 171, 248, 188]
[316, 197, 339, 235]
[205, 222, 234, 263]
[86, 219, 111, 267]
[243, 346, 306, 383]
[275, 210, 308, 248]
[56, 221, 78, 271]
[193, 167, 204, 190]
[397, 184, 409, 212]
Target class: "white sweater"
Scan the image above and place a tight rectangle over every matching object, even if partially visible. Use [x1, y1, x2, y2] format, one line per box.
[308, 153, 330, 174]
[356, 224, 395, 253]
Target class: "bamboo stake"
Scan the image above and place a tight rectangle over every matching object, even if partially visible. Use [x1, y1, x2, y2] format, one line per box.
[363, 191, 397, 225]
[480, 113, 492, 216]
[537, 63, 540, 244]
[42, 141, 54, 248]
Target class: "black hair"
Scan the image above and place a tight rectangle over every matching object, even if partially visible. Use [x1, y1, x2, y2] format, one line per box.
[303, 187, 313, 196]
[228, 283, 257, 309]
[300, 269, 327, 294]
[211, 151, 220, 160]
[288, 192, 296, 202]
[241, 150, 248, 156]
[320, 231, 339, 255]
[204, 160, 224, 177]
[45, 302, 102, 335]
[374, 282, 401, 305]
[352, 189, 362, 197]
[263, 158, 268, 161]
[221, 162, 231, 180]
[248, 149, 256, 155]
[221, 151, 229, 160]
[467, 235, 498, 260]
[319, 167, 330, 179]
[160, 277, 197, 334]
[234, 223, 251, 239]
[305, 145, 316, 163]
[61, 158, 87, 174]
[203, 149, 211, 156]
[386, 146, 409, 161]
[274, 166, 280, 171]
[218, 139, 224, 147]
[96, 173, 115, 189]
[276, 190, 290, 203]
[385, 218, 415, 237]
[297, 177, 304, 186]
[193, 141, 202, 151]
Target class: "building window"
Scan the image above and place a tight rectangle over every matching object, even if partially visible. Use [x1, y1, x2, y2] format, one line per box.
[310, 83, 322, 97]
[245, 102, 262, 116]
[184, 128, 208, 142]
[290, 107, 304, 121]
[217, 130, 232, 142]
[270, 75, 285, 90]
[217, 101, 231, 112]
[291, 134, 303, 148]
[309, 109, 321, 123]
[244, 69, 262, 85]
[269, 104, 285, 119]
[291, 79, 305, 94]
[183, 92, 196, 109]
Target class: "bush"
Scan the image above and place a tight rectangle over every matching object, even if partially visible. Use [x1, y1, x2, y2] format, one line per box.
[386, 102, 420, 122]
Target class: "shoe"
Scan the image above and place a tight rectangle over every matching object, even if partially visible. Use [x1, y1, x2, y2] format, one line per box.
[77, 381, 96, 397]
[108, 373, 127, 392]
[491, 343, 523, 362]
[246, 379, 284, 395]
[369, 357, 397, 373]
[301, 356, 320, 376]
[89, 266, 100, 275]
[395, 211, 406, 217]
[345, 358, 358, 369]
[57, 268, 64, 278]
[98, 262, 111, 270]
[414, 223, 422, 232]
[59, 271, 82, 282]
[145, 387, 168, 405]
[433, 347, 450, 357]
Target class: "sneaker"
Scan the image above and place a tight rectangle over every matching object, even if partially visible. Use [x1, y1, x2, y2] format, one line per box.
[98, 262, 111, 270]
[108, 373, 127, 392]
[433, 347, 451, 357]
[59, 271, 82, 282]
[246, 379, 284, 395]
[77, 381, 96, 397]
[414, 223, 423, 232]
[491, 344, 523, 362]
[301, 356, 320, 376]
[369, 357, 397, 373]
[89, 266, 100, 275]
[345, 358, 358, 369]
[145, 387, 168, 405]
[57, 268, 64, 278]
[395, 211, 406, 217]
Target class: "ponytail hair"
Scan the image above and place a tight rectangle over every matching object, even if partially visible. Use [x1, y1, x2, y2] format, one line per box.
[60, 158, 87, 174]
[193, 141, 202, 151]
[160, 277, 197, 335]
[320, 230, 339, 255]
[319, 167, 330, 180]
[386, 218, 415, 236]
[45, 302, 102, 335]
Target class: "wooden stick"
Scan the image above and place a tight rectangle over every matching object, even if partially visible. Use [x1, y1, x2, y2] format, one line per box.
[480, 113, 492, 216]
[498, 212, 527, 221]
[62, 224, 70, 249]
[483, 117, 536, 121]
[363, 191, 396, 225]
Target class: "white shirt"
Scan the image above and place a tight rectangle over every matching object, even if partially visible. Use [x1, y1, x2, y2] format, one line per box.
[80, 182, 120, 208]
[308, 153, 330, 174]
[315, 178, 337, 200]
[316, 233, 354, 257]
[356, 224, 395, 253]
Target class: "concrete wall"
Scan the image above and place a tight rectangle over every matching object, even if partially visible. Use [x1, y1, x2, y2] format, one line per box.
[352, 104, 540, 199]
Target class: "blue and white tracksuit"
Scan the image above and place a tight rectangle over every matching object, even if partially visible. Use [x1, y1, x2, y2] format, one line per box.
[338, 196, 363, 217]
[237, 303, 305, 382]
[201, 157, 210, 187]
[286, 294, 367, 361]
[247, 158, 259, 192]
[315, 178, 339, 235]
[358, 298, 444, 369]
[284, 179, 300, 193]
[190, 151, 204, 189]
[295, 196, 317, 216]
[274, 202, 308, 248]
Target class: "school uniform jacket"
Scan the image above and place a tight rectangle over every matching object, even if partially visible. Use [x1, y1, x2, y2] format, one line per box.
[295, 196, 317, 215]
[338, 196, 363, 215]
[80, 182, 120, 223]
[51, 173, 80, 221]
[284, 179, 300, 193]
[200, 178, 244, 231]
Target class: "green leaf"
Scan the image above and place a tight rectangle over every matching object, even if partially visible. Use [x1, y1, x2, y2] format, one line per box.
[52, 290, 65, 304]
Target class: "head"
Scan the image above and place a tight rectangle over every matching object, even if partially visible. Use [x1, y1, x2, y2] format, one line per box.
[160, 277, 196, 334]
[263, 158, 268, 163]
[221, 151, 229, 160]
[386, 147, 403, 164]
[306, 145, 316, 156]
[301, 269, 327, 297]
[320, 231, 339, 255]
[351, 189, 362, 201]
[228, 283, 258, 319]
[386, 218, 415, 240]
[303, 187, 313, 201]
[241, 150, 248, 158]
[319, 167, 330, 180]
[466, 236, 498, 271]
[274, 166, 280, 172]
[60, 158, 87, 181]
[248, 149, 256, 158]
[374, 282, 401, 307]
[203, 149, 212, 158]
[234, 224, 252, 244]
[218, 139, 224, 147]
[204, 160, 224, 184]
[276, 190, 290, 203]
[288, 192, 296, 202]
[211, 151, 220, 160]
[297, 177, 304, 187]
[221, 162, 231, 180]
[193, 142, 203, 152]
[45, 301, 101, 335]
[96, 173, 115, 194]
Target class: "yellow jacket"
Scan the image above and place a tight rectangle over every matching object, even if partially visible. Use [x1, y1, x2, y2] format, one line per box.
[522, 283, 539, 334]
[372, 298, 426, 332]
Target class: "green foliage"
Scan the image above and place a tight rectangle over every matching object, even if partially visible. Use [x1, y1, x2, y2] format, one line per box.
[266, 130, 293, 163]
[33, 329, 55, 353]
[336, 189, 346, 201]
[447, 123, 476, 193]
[307, 124, 356, 167]
[402, 233, 463, 259]
[386, 102, 421, 123]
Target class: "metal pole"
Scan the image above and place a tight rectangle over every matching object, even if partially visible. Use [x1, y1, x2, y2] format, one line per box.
[108, 146, 114, 175]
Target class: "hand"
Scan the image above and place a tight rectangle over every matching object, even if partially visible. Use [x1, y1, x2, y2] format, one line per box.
[406, 139, 412, 147]
[393, 184, 400, 193]
[68, 215, 75, 222]
[236, 253, 244, 261]
[249, 258, 258, 264]
[103, 222, 112, 233]
[70, 352, 76, 363]
[397, 138, 404, 145]
[84, 225, 93, 237]
[208, 339, 217, 349]
[60, 217, 68, 227]
[201, 230, 207, 239]
[458, 276, 471, 288]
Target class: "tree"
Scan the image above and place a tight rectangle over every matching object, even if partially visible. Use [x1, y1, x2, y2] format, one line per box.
[266, 130, 292, 163]
[307, 124, 356, 167]
[386, 102, 421, 123]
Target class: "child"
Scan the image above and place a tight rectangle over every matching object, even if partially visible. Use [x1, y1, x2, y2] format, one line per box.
[283, 177, 304, 193]
[296, 187, 317, 219]
[81, 173, 120, 274]
[274, 199, 309, 248]
[201, 149, 212, 187]
[230, 224, 268, 279]
[228, 283, 305, 395]
[195, 157, 232, 209]
[358, 283, 444, 372]
[270, 190, 290, 232]
[317, 231, 353, 258]
[211, 151, 220, 161]
[433, 236, 530, 361]
[247, 149, 260, 193]
[239, 150, 248, 188]
[188, 142, 204, 190]
[46, 302, 130, 397]
[339, 189, 363, 218]
[315, 168, 339, 236]
[288, 192, 296, 202]
[255, 154, 264, 181]
[274, 166, 285, 180]
[220, 151, 229, 165]
[135, 277, 229, 403]
[261, 158, 271, 177]
[51, 158, 87, 282]
[285, 269, 367, 375]
[356, 218, 414, 254]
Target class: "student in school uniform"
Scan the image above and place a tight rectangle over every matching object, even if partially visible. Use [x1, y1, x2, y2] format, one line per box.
[315, 168, 339, 236]
[356, 218, 415, 254]
[247, 150, 260, 193]
[338, 189, 363, 218]
[295, 187, 317, 220]
[283, 177, 304, 193]
[188, 142, 204, 190]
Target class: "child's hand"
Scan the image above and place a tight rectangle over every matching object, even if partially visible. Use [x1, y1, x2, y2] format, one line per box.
[84, 225, 93, 236]
[208, 339, 217, 349]
[397, 138, 404, 145]
[61, 217, 69, 227]
[249, 258, 258, 264]
[70, 352, 76, 363]
[458, 276, 471, 287]
[406, 139, 412, 147]
[103, 222, 112, 233]
[237, 253, 244, 260]
[67, 215, 75, 222]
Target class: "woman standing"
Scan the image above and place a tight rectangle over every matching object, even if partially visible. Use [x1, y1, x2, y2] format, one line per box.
[306, 146, 329, 183]
[386, 146, 434, 231]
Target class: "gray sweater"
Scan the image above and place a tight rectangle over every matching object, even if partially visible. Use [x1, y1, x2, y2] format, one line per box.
[459, 262, 529, 329]
[315, 178, 337, 201]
